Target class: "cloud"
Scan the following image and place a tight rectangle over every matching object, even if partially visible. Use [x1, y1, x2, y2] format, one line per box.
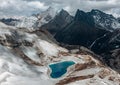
[50, 0, 120, 17]
[0, 0, 48, 17]
[27, 1, 48, 10]
[0, 0, 120, 17]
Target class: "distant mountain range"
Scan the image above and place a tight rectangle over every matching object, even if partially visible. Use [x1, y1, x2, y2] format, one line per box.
[0, 7, 57, 30]
[1, 8, 120, 47]
[0, 18, 20, 26]
[1, 8, 120, 31]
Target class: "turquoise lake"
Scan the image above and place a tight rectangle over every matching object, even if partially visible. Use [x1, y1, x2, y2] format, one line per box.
[49, 61, 75, 78]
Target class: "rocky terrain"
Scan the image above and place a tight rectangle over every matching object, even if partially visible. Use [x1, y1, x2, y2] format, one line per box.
[0, 22, 119, 85]
[90, 29, 120, 72]
[40, 9, 73, 35]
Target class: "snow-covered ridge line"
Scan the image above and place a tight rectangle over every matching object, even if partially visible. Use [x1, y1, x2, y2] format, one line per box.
[16, 7, 57, 29]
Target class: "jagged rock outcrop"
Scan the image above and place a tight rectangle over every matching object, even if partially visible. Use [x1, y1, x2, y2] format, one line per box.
[89, 9, 120, 31]
[54, 9, 120, 46]
[55, 9, 109, 47]
[0, 18, 20, 26]
[90, 29, 120, 72]
[40, 9, 73, 35]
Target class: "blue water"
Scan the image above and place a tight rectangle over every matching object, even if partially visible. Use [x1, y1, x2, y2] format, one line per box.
[49, 61, 75, 78]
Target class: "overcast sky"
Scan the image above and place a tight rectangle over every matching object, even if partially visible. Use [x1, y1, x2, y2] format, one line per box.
[0, 0, 120, 18]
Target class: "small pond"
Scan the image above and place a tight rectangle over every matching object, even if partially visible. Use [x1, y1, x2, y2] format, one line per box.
[49, 61, 75, 78]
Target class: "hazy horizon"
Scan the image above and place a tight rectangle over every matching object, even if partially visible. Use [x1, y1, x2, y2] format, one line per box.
[0, 0, 120, 18]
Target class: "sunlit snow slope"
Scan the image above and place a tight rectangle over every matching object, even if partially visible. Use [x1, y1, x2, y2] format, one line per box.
[16, 7, 56, 30]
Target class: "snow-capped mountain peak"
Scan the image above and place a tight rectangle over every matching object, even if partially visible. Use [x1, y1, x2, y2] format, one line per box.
[33, 7, 57, 28]
[11, 7, 57, 29]
[16, 16, 38, 29]
[89, 9, 120, 31]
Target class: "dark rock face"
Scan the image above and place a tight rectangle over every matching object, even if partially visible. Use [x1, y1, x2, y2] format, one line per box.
[88, 9, 120, 31]
[0, 18, 20, 26]
[74, 10, 95, 26]
[101, 49, 120, 73]
[40, 9, 73, 35]
[55, 9, 109, 47]
[42, 9, 120, 37]
[91, 29, 120, 54]
[118, 17, 120, 23]
[86, 29, 120, 72]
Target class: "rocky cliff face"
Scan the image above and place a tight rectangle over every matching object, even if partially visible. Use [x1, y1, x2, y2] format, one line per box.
[90, 29, 120, 72]
[54, 9, 120, 46]
[89, 9, 120, 31]
[40, 9, 73, 35]
[55, 9, 109, 47]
